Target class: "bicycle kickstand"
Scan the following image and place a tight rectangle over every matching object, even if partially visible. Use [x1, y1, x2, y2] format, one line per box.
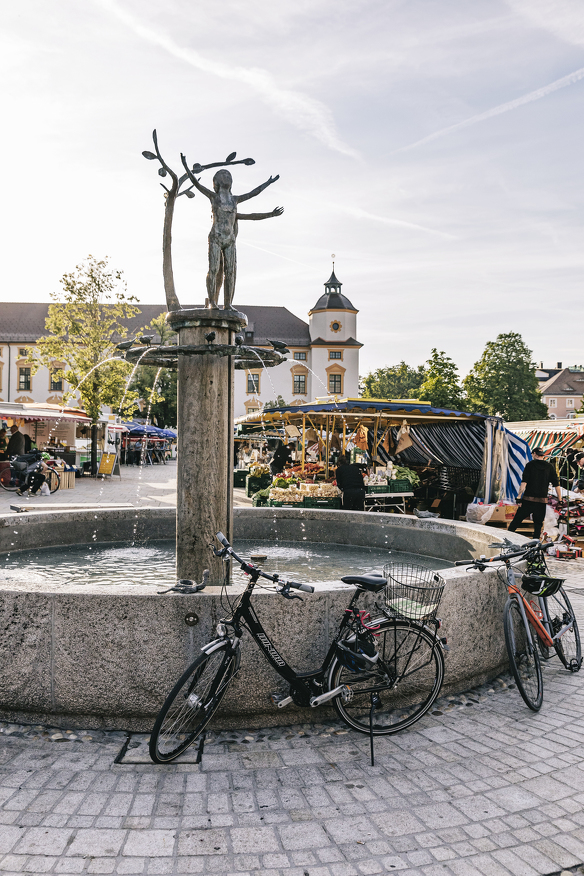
[369, 693, 381, 767]
[194, 731, 206, 765]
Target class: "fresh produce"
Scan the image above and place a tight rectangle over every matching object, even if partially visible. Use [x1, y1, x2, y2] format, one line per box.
[393, 466, 420, 488]
[249, 463, 270, 477]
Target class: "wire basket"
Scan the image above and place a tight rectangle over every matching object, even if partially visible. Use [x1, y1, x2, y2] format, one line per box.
[382, 563, 445, 621]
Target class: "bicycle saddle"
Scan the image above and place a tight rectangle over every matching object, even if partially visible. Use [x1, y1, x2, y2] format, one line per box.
[341, 574, 387, 592]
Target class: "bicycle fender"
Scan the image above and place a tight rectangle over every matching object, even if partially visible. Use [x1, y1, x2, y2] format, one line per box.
[200, 638, 230, 655]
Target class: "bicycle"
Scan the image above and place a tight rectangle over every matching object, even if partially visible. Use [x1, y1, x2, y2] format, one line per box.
[0, 453, 60, 494]
[455, 538, 581, 712]
[149, 532, 448, 765]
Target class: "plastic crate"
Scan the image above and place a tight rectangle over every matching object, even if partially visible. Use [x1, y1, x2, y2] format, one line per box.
[233, 469, 248, 488]
[245, 474, 271, 497]
[252, 494, 268, 507]
[366, 484, 389, 494]
[303, 497, 342, 509]
[267, 499, 304, 507]
[387, 479, 411, 493]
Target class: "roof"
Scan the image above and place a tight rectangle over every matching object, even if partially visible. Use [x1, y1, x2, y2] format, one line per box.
[309, 269, 357, 314]
[539, 367, 584, 396]
[0, 302, 311, 347]
[309, 336, 363, 347]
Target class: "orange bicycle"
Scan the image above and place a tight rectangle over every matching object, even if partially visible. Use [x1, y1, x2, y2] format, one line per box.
[456, 538, 581, 711]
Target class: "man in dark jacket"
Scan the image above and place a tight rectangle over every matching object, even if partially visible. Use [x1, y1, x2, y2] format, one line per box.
[336, 454, 366, 511]
[6, 425, 25, 458]
[270, 442, 294, 477]
[508, 447, 562, 538]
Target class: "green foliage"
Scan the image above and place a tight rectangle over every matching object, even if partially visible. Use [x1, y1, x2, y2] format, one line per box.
[463, 332, 549, 421]
[262, 395, 288, 409]
[30, 256, 141, 423]
[361, 361, 426, 400]
[417, 349, 466, 410]
[130, 313, 178, 427]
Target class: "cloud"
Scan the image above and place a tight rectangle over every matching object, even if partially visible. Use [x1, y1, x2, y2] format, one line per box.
[94, 0, 359, 159]
[394, 64, 584, 153]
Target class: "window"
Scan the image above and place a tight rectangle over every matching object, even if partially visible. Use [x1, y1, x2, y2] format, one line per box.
[247, 407, 259, 413]
[293, 352, 306, 360]
[18, 348, 27, 358]
[329, 373, 342, 394]
[566, 398, 575, 407]
[245, 331, 254, 342]
[329, 351, 342, 360]
[548, 398, 557, 408]
[50, 371, 63, 392]
[18, 367, 31, 391]
[247, 372, 260, 394]
[293, 374, 306, 395]
[330, 320, 342, 333]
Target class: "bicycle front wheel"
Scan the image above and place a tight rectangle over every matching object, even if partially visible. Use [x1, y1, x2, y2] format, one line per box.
[46, 470, 60, 494]
[329, 619, 445, 735]
[547, 587, 582, 672]
[149, 643, 239, 764]
[504, 597, 543, 711]
[0, 467, 19, 491]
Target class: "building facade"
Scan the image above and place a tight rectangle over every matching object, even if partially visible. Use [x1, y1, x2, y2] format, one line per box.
[0, 270, 362, 421]
[536, 363, 584, 419]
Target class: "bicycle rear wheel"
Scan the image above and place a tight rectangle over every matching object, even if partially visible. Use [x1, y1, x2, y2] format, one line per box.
[504, 597, 543, 711]
[0, 467, 19, 491]
[45, 470, 60, 494]
[329, 619, 444, 735]
[149, 643, 239, 763]
[547, 587, 582, 672]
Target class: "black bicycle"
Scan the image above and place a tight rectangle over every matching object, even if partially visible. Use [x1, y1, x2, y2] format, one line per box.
[0, 453, 60, 494]
[149, 532, 448, 764]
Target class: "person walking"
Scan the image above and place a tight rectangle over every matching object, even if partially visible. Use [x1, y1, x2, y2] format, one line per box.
[508, 447, 562, 538]
[335, 453, 366, 511]
[571, 452, 584, 494]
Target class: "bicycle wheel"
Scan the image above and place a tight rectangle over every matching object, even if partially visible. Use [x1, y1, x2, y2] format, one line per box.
[329, 619, 444, 735]
[0, 467, 19, 491]
[149, 643, 239, 763]
[547, 587, 582, 672]
[504, 597, 543, 711]
[45, 470, 60, 494]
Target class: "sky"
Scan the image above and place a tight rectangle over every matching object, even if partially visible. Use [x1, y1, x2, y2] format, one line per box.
[2, 0, 583, 378]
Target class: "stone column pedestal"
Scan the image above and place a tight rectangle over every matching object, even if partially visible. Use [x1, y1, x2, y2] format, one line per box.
[167, 307, 247, 585]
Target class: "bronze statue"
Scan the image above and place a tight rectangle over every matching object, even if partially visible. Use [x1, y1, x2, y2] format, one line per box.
[182, 163, 283, 309]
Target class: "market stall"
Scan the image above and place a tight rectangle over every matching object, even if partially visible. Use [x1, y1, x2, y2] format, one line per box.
[235, 398, 531, 518]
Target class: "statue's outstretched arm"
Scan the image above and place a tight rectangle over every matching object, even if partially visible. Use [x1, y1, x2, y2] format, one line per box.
[237, 175, 279, 204]
[180, 154, 214, 199]
[237, 207, 284, 220]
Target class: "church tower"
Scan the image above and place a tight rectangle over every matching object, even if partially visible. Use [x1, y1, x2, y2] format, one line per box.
[308, 268, 361, 398]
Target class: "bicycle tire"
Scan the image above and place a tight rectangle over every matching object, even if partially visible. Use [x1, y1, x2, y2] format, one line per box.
[0, 467, 19, 491]
[45, 470, 60, 494]
[546, 587, 582, 672]
[149, 643, 239, 763]
[329, 618, 445, 735]
[504, 597, 543, 711]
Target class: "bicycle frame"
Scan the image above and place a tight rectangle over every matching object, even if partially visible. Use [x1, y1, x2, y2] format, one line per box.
[506, 574, 554, 649]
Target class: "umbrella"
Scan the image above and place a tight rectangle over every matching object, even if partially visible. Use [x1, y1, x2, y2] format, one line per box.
[157, 428, 177, 438]
[123, 422, 163, 437]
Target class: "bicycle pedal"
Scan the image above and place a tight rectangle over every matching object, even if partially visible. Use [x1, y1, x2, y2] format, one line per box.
[340, 684, 353, 704]
[270, 693, 292, 709]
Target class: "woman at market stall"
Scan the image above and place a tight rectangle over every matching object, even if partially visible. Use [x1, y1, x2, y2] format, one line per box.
[335, 453, 366, 511]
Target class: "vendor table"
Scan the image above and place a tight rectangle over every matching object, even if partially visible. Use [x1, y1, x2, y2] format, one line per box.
[364, 492, 413, 514]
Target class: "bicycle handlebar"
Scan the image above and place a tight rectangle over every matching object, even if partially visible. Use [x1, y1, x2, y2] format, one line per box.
[455, 539, 543, 570]
[214, 532, 315, 594]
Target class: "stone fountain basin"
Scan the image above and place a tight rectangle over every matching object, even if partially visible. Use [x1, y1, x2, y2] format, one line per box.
[0, 507, 525, 731]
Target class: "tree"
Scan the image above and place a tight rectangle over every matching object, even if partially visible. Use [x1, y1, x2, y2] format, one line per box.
[30, 256, 141, 474]
[361, 361, 426, 400]
[262, 395, 288, 409]
[131, 313, 178, 427]
[463, 332, 548, 421]
[418, 349, 466, 410]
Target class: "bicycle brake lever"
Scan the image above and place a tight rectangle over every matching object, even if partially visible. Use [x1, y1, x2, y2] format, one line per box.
[278, 583, 302, 601]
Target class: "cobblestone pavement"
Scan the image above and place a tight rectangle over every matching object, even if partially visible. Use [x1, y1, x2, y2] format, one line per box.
[0, 568, 583, 874]
[0, 463, 252, 511]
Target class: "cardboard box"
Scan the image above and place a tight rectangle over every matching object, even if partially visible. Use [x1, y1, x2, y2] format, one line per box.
[488, 504, 518, 523]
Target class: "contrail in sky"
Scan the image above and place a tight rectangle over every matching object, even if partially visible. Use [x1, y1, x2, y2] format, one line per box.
[95, 0, 359, 160]
[394, 64, 584, 153]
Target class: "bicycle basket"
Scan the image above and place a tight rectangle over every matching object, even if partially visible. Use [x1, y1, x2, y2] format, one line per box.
[521, 574, 564, 598]
[382, 563, 445, 621]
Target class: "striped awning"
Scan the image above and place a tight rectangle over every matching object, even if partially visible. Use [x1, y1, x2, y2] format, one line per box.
[521, 429, 583, 457]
